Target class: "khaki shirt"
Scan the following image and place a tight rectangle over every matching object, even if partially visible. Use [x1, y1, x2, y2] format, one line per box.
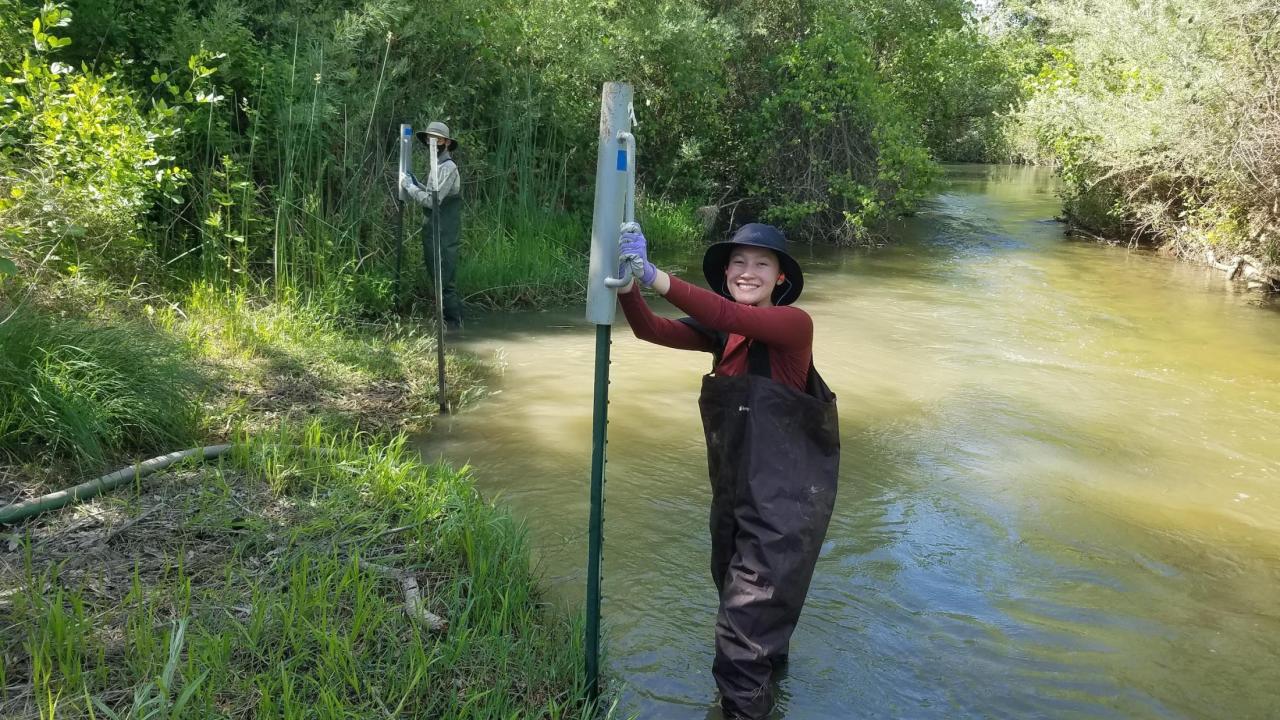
[404, 151, 461, 209]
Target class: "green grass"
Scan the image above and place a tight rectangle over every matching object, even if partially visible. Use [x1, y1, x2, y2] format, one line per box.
[637, 197, 706, 259]
[455, 202, 588, 310]
[0, 280, 484, 474]
[0, 306, 201, 467]
[449, 196, 707, 311]
[1, 423, 605, 718]
[0, 284, 613, 717]
[167, 281, 488, 437]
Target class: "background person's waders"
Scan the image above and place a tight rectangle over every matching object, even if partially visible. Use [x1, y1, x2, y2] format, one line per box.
[421, 158, 463, 327]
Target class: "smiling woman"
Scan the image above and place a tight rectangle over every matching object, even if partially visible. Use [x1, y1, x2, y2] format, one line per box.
[722, 246, 782, 306]
[619, 223, 814, 392]
[702, 224, 805, 308]
[612, 222, 840, 719]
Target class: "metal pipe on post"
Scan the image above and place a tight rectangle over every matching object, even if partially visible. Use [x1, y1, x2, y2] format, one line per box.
[604, 131, 639, 288]
[429, 138, 450, 415]
[394, 123, 412, 306]
[584, 81, 633, 706]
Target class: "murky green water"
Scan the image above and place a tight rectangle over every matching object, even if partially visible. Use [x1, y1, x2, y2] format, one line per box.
[419, 165, 1280, 719]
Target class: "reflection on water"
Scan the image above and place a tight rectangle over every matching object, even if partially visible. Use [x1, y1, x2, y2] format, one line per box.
[419, 165, 1280, 719]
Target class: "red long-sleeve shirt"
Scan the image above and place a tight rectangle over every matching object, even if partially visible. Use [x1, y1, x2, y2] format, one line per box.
[618, 276, 813, 391]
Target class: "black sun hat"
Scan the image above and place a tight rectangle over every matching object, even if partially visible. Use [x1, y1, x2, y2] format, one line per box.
[702, 223, 804, 306]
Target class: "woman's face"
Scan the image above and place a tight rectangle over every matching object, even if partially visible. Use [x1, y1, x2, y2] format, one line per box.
[725, 245, 783, 307]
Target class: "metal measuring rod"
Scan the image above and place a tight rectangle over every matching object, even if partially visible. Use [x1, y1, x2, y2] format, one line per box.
[394, 123, 412, 303]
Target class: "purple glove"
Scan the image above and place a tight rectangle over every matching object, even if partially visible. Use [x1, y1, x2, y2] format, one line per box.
[619, 226, 657, 287]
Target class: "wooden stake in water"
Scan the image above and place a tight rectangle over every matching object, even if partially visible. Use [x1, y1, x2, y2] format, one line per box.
[429, 137, 450, 415]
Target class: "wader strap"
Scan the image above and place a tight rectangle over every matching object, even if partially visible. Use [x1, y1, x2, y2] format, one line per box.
[746, 339, 771, 378]
[678, 317, 774, 380]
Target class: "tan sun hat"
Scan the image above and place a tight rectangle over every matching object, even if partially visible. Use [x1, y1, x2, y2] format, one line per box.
[415, 121, 457, 151]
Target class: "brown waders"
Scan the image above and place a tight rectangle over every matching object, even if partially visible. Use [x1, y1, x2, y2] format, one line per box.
[687, 324, 841, 719]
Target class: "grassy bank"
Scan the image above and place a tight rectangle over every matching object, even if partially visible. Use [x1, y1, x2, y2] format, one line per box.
[1, 426, 595, 718]
[0, 284, 605, 718]
[450, 196, 706, 310]
[1, 278, 485, 482]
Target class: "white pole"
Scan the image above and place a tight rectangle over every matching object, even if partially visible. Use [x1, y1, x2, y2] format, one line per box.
[428, 135, 440, 192]
[398, 124, 412, 201]
[586, 82, 633, 325]
[584, 80, 635, 705]
[394, 124, 412, 302]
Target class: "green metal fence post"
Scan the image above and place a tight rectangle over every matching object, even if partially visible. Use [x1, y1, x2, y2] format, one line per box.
[586, 323, 610, 700]
[583, 81, 633, 706]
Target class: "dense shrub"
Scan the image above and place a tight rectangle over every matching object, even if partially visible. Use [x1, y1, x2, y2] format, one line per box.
[0, 4, 188, 278]
[0, 0, 1015, 302]
[1006, 0, 1280, 266]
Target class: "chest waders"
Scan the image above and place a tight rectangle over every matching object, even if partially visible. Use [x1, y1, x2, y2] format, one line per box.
[686, 322, 841, 719]
[420, 166, 464, 328]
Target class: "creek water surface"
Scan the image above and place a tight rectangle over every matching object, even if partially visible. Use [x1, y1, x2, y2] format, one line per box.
[418, 165, 1280, 719]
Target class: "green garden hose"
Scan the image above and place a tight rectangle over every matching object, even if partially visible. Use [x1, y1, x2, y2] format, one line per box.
[0, 444, 232, 525]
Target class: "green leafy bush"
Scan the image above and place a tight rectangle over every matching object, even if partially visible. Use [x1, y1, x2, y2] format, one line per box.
[0, 3, 190, 279]
[747, 7, 938, 242]
[1, 0, 1022, 307]
[1006, 0, 1280, 265]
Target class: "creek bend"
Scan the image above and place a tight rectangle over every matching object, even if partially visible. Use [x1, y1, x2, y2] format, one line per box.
[419, 165, 1280, 719]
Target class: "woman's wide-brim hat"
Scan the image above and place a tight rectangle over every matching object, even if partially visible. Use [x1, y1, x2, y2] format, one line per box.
[415, 121, 458, 151]
[702, 223, 804, 306]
